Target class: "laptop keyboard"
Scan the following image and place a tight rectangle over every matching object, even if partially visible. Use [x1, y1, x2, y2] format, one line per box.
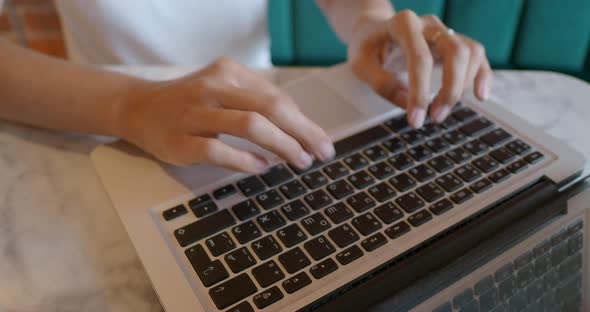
[162, 104, 548, 311]
[432, 219, 584, 312]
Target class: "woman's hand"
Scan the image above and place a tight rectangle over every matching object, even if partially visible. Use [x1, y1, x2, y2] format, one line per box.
[348, 10, 493, 128]
[114, 57, 334, 173]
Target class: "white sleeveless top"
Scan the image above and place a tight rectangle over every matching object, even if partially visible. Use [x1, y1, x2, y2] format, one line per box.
[54, 0, 271, 68]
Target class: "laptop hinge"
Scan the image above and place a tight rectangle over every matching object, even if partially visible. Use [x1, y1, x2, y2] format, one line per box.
[301, 177, 563, 312]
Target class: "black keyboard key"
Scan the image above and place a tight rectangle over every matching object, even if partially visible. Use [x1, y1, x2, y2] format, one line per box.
[507, 159, 528, 173]
[383, 137, 406, 153]
[409, 164, 436, 182]
[489, 169, 511, 183]
[325, 202, 354, 224]
[226, 302, 253, 312]
[368, 161, 395, 179]
[361, 232, 388, 251]
[401, 130, 425, 145]
[474, 276, 494, 295]
[232, 221, 262, 244]
[385, 221, 411, 239]
[257, 210, 286, 232]
[304, 189, 333, 210]
[481, 128, 512, 147]
[304, 235, 336, 260]
[442, 129, 468, 145]
[232, 199, 260, 221]
[191, 201, 218, 218]
[506, 139, 531, 155]
[446, 147, 472, 164]
[408, 210, 433, 227]
[310, 258, 339, 279]
[327, 180, 354, 199]
[425, 137, 450, 153]
[209, 273, 257, 310]
[452, 106, 477, 121]
[440, 115, 460, 129]
[329, 223, 360, 248]
[224, 247, 257, 273]
[336, 245, 364, 265]
[364, 145, 388, 161]
[435, 173, 463, 192]
[253, 286, 283, 309]
[252, 260, 285, 287]
[453, 288, 475, 309]
[261, 164, 293, 187]
[454, 164, 481, 182]
[524, 151, 544, 164]
[428, 155, 454, 173]
[237, 176, 266, 196]
[282, 272, 312, 294]
[278, 247, 311, 274]
[280, 199, 310, 221]
[188, 194, 212, 209]
[251, 235, 282, 260]
[460, 117, 493, 136]
[279, 179, 307, 199]
[343, 153, 369, 170]
[163, 204, 187, 221]
[395, 192, 425, 213]
[408, 145, 433, 161]
[323, 161, 349, 180]
[302, 170, 329, 189]
[205, 232, 236, 256]
[374, 202, 404, 224]
[388, 153, 414, 170]
[420, 123, 443, 138]
[348, 170, 375, 189]
[256, 189, 284, 210]
[334, 125, 391, 157]
[174, 210, 236, 247]
[464, 139, 488, 155]
[213, 184, 236, 200]
[301, 213, 331, 235]
[289, 160, 322, 175]
[490, 147, 515, 164]
[276, 224, 307, 248]
[185, 245, 229, 287]
[368, 182, 397, 202]
[352, 212, 382, 236]
[384, 115, 411, 133]
[450, 188, 474, 204]
[470, 178, 493, 193]
[472, 155, 499, 173]
[430, 198, 454, 215]
[389, 173, 417, 192]
[346, 191, 376, 213]
[416, 182, 445, 202]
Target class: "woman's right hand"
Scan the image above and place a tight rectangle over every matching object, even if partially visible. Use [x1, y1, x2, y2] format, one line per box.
[114, 57, 335, 173]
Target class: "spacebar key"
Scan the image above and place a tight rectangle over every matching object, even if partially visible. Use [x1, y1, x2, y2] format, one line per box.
[174, 210, 236, 247]
[334, 125, 390, 158]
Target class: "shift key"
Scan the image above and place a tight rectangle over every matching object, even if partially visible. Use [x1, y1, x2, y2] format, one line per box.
[174, 210, 236, 247]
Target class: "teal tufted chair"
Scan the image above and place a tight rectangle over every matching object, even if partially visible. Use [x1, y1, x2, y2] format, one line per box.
[268, 0, 590, 81]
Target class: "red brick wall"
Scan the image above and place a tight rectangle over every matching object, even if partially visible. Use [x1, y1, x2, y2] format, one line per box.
[0, 0, 66, 58]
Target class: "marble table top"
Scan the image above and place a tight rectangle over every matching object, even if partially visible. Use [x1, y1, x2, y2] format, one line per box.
[1, 67, 589, 312]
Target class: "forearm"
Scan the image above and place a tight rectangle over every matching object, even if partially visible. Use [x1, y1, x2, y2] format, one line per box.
[0, 39, 142, 136]
[316, 0, 395, 44]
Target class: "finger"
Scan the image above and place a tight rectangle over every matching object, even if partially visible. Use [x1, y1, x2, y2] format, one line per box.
[388, 10, 434, 128]
[184, 136, 269, 173]
[199, 76, 334, 162]
[351, 33, 409, 108]
[475, 57, 493, 101]
[186, 107, 314, 170]
[427, 29, 470, 123]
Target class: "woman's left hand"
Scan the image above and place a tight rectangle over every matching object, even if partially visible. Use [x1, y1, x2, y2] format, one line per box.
[348, 10, 493, 128]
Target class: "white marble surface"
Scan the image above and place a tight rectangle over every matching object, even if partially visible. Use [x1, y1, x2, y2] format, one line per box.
[0, 68, 589, 312]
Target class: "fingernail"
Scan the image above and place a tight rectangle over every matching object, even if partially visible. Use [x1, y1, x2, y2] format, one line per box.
[433, 105, 451, 123]
[255, 157, 269, 172]
[479, 81, 490, 100]
[318, 141, 335, 161]
[298, 151, 313, 169]
[410, 107, 426, 129]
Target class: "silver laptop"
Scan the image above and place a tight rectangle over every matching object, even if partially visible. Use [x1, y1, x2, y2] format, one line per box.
[91, 65, 585, 312]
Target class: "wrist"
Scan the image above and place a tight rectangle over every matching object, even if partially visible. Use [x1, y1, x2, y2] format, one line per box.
[104, 77, 148, 139]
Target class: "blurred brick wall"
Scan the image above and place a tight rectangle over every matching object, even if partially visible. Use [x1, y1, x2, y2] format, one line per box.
[0, 0, 66, 58]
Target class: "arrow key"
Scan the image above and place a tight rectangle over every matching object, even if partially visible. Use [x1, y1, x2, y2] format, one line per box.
[282, 272, 312, 294]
